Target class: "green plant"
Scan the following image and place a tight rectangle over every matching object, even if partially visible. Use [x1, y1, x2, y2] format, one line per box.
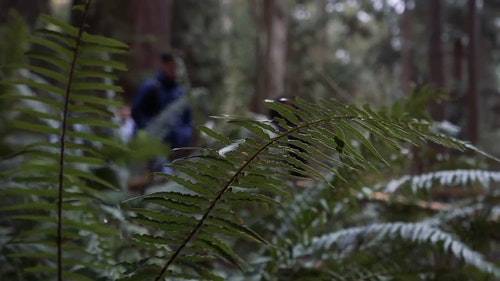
[116, 94, 498, 280]
[1, 1, 128, 280]
[1, 2, 498, 281]
[242, 169, 500, 280]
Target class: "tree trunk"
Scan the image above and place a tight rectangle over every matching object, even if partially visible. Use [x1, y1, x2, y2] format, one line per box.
[466, 0, 479, 144]
[411, 0, 446, 174]
[427, 0, 446, 121]
[315, 0, 328, 70]
[449, 38, 463, 126]
[0, 0, 50, 29]
[401, 0, 413, 93]
[71, 0, 114, 36]
[129, 0, 173, 74]
[252, 0, 288, 114]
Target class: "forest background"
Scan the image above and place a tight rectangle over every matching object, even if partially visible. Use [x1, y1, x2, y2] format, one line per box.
[2, 0, 499, 149]
[0, 0, 499, 280]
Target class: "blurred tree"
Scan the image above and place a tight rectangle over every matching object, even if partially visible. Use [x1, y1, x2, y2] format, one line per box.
[449, 38, 463, 126]
[427, 0, 446, 121]
[0, 0, 49, 29]
[314, 0, 328, 70]
[252, 0, 288, 113]
[129, 0, 173, 74]
[172, 0, 223, 90]
[171, 0, 224, 118]
[5, 0, 498, 154]
[400, 0, 414, 93]
[466, 0, 479, 144]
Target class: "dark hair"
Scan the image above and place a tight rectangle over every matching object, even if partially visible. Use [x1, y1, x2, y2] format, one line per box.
[160, 53, 174, 63]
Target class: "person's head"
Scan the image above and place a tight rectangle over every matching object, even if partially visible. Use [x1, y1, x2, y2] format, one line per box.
[160, 53, 177, 81]
[119, 106, 131, 122]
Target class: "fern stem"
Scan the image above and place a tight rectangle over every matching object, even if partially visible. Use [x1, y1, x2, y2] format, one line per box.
[155, 117, 339, 280]
[56, 1, 91, 280]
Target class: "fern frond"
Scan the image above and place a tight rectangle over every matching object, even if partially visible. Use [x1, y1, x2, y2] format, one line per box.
[121, 96, 478, 280]
[295, 222, 500, 277]
[1, 1, 128, 280]
[377, 169, 500, 194]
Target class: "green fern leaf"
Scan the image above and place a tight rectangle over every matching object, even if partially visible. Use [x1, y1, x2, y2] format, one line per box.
[126, 96, 487, 280]
[30, 36, 73, 58]
[1, 2, 128, 280]
[39, 14, 78, 36]
[195, 232, 247, 271]
[298, 222, 500, 277]
[207, 216, 269, 244]
[81, 32, 129, 49]
[378, 169, 500, 194]
[26, 52, 70, 70]
[77, 57, 127, 71]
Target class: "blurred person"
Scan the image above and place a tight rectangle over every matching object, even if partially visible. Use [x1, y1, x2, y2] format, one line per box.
[131, 53, 193, 174]
[117, 105, 135, 143]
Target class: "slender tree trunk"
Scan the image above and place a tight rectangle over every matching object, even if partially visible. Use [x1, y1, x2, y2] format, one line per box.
[129, 0, 173, 73]
[251, 0, 263, 112]
[449, 38, 463, 125]
[452, 40, 463, 85]
[466, 0, 479, 144]
[221, 0, 233, 62]
[427, 0, 445, 121]
[411, 0, 446, 174]
[315, 0, 328, 70]
[401, 0, 413, 93]
[252, 0, 288, 113]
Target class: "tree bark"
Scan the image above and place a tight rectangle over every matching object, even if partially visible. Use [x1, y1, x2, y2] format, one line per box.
[466, 0, 479, 144]
[449, 38, 463, 125]
[129, 0, 173, 73]
[411, 0, 447, 174]
[252, 0, 288, 114]
[427, 0, 446, 121]
[401, 0, 413, 93]
[315, 0, 328, 70]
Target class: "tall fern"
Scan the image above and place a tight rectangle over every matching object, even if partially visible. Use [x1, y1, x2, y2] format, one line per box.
[121, 97, 477, 280]
[1, 1, 128, 280]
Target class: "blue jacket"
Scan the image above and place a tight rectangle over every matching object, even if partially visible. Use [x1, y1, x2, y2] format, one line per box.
[131, 71, 193, 149]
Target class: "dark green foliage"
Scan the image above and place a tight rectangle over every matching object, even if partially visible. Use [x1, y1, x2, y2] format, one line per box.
[1, 1, 128, 280]
[118, 96, 496, 280]
[1, 2, 499, 281]
[242, 166, 500, 280]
